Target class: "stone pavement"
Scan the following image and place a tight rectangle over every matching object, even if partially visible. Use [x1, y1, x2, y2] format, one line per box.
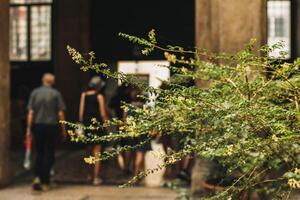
[0, 184, 177, 200]
[2, 148, 178, 200]
[4, 149, 300, 200]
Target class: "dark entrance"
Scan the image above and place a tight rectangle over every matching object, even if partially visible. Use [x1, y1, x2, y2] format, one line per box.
[90, 0, 195, 61]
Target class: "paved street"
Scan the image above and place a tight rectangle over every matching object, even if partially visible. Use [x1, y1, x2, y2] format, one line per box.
[0, 184, 177, 200]
[5, 149, 299, 200]
[1, 148, 177, 200]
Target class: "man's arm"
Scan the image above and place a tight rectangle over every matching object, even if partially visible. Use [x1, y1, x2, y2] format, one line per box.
[58, 110, 65, 122]
[57, 91, 67, 137]
[26, 109, 34, 134]
[97, 94, 109, 121]
[26, 90, 35, 134]
[79, 92, 85, 122]
[58, 110, 67, 138]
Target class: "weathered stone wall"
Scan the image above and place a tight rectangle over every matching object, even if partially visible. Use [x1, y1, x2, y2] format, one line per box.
[296, 0, 300, 58]
[0, 0, 11, 187]
[195, 0, 267, 53]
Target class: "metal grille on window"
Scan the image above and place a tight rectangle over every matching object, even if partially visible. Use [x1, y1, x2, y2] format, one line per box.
[267, 0, 291, 58]
[10, 0, 52, 4]
[9, 0, 52, 61]
[31, 6, 51, 61]
[10, 6, 28, 61]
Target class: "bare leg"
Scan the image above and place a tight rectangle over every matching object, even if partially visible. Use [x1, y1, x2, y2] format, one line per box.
[118, 154, 125, 171]
[182, 155, 191, 171]
[93, 145, 101, 179]
[173, 161, 181, 177]
[124, 152, 132, 172]
[178, 155, 192, 182]
[134, 151, 144, 176]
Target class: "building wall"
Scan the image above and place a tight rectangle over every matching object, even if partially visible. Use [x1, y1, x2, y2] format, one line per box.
[0, 0, 12, 187]
[53, 0, 90, 121]
[195, 0, 267, 54]
[296, 0, 300, 58]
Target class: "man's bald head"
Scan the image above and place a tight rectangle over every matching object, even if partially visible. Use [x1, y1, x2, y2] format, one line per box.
[42, 73, 55, 87]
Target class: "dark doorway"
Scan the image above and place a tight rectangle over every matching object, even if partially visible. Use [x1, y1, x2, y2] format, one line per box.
[91, 0, 195, 61]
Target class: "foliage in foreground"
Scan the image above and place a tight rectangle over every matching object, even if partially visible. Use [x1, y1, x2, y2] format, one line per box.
[64, 30, 300, 199]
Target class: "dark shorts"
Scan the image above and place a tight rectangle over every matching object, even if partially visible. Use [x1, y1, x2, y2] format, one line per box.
[159, 133, 182, 152]
[134, 135, 152, 153]
[119, 135, 152, 152]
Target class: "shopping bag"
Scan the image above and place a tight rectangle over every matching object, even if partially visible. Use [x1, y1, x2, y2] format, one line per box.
[23, 132, 32, 170]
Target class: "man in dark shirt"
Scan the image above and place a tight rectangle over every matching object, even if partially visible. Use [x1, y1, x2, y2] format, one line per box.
[26, 73, 66, 191]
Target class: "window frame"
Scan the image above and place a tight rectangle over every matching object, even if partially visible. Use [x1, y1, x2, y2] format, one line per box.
[267, 0, 293, 61]
[10, 1, 53, 65]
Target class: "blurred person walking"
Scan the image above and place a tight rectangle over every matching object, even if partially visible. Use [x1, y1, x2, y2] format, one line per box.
[26, 73, 66, 191]
[123, 87, 152, 178]
[109, 84, 133, 175]
[79, 76, 109, 185]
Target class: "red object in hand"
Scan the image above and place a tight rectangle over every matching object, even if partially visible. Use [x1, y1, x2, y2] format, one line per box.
[24, 131, 32, 170]
[25, 132, 32, 150]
